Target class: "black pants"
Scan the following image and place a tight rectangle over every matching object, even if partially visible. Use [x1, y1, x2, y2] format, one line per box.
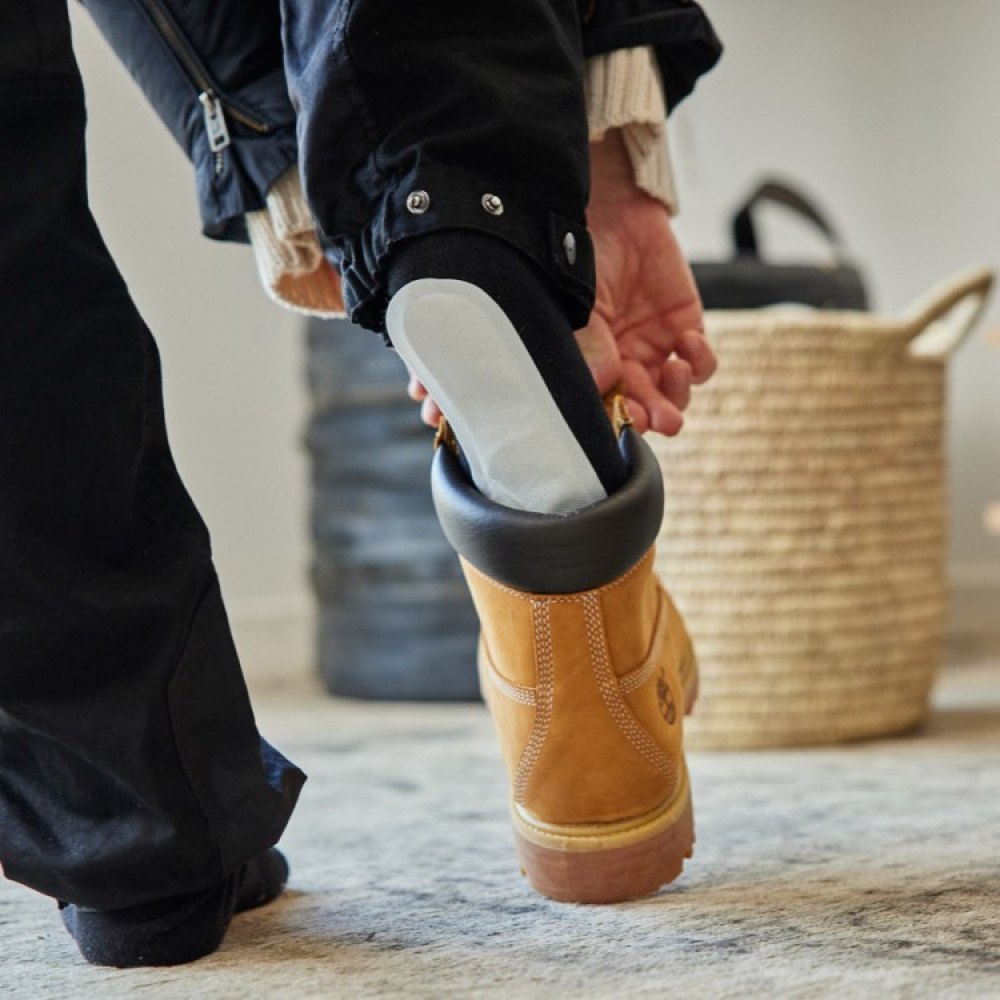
[1, 0, 607, 913]
[282, 0, 597, 332]
[0, 2, 304, 911]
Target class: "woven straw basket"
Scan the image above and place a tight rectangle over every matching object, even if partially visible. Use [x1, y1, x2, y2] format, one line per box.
[650, 267, 994, 748]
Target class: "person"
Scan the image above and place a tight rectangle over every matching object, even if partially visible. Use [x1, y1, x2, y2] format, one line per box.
[0, 0, 720, 968]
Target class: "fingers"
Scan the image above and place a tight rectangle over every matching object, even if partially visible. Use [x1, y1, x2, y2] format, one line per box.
[420, 395, 443, 428]
[675, 328, 718, 385]
[622, 359, 684, 437]
[623, 356, 691, 433]
[407, 369, 444, 427]
[660, 358, 692, 413]
[407, 370, 428, 401]
[624, 397, 650, 434]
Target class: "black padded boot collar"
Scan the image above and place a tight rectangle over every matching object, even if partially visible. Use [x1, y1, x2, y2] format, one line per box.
[431, 427, 664, 595]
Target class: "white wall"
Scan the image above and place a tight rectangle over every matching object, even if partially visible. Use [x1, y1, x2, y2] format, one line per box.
[672, 0, 1000, 607]
[68, 7, 312, 624]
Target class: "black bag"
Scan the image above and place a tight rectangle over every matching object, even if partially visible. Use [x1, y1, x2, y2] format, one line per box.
[691, 180, 870, 311]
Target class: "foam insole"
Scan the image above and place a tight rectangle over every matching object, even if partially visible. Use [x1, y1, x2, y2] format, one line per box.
[387, 279, 607, 515]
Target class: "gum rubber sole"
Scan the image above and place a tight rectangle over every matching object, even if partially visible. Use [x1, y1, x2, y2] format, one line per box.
[513, 787, 695, 904]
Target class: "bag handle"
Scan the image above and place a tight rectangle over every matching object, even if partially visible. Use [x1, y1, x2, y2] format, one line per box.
[903, 267, 994, 359]
[732, 180, 846, 258]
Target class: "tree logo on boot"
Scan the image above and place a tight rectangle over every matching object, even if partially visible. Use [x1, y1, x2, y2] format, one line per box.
[657, 672, 677, 725]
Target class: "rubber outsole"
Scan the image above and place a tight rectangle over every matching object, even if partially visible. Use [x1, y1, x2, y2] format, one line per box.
[513, 788, 695, 904]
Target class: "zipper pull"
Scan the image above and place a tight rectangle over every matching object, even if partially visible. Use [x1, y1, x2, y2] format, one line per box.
[198, 91, 231, 153]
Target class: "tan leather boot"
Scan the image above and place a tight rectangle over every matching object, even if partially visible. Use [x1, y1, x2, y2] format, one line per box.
[432, 420, 698, 903]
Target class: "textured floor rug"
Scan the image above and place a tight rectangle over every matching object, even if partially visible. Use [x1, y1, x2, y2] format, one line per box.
[2, 647, 998, 999]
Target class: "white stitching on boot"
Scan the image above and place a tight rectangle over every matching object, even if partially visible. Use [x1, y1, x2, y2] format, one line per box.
[513, 601, 554, 804]
[618, 590, 667, 695]
[583, 593, 675, 781]
[482, 639, 537, 706]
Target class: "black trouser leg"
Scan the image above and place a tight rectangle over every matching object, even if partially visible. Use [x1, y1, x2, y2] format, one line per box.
[283, 0, 624, 495]
[283, 0, 596, 327]
[0, 0, 303, 911]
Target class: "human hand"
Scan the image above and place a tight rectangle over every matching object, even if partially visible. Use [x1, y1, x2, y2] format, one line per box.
[579, 129, 715, 435]
[407, 130, 716, 432]
[406, 369, 443, 427]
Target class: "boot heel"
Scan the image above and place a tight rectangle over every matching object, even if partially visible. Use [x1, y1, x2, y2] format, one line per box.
[511, 775, 695, 904]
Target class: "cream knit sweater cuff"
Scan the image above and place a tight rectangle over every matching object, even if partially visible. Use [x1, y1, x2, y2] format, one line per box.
[583, 45, 678, 215]
[245, 168, 345, 318]
[247, 45, 675, 318]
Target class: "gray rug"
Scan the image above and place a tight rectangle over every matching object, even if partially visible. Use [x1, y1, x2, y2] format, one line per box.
[2, 652, 998, 999]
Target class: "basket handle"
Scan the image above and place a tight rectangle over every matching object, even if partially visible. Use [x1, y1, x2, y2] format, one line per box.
[904, 267, 994, 359]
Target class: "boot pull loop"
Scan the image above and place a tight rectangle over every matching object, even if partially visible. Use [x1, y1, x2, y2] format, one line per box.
[603, 385, 634, 438]
[434, 415, 459, 453]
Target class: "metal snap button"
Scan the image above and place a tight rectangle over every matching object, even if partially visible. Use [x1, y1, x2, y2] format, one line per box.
[406, 190, 430, 214]
[562, 231, 577, 266]
[481, 193, 504, 216]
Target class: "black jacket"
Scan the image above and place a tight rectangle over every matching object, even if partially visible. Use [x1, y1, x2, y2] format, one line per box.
[83, 0, 721, 248]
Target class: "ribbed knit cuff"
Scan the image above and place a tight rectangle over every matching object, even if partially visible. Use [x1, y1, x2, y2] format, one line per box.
[246, 167, 346, 318]
[584, 46, 678, 216]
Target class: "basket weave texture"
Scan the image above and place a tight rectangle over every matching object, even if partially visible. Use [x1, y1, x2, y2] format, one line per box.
[650, 269, 993, 748]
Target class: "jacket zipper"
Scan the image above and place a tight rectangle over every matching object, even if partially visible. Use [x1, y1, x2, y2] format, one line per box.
[137, 0, 276, 174]
[198, 91, 231, 174]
